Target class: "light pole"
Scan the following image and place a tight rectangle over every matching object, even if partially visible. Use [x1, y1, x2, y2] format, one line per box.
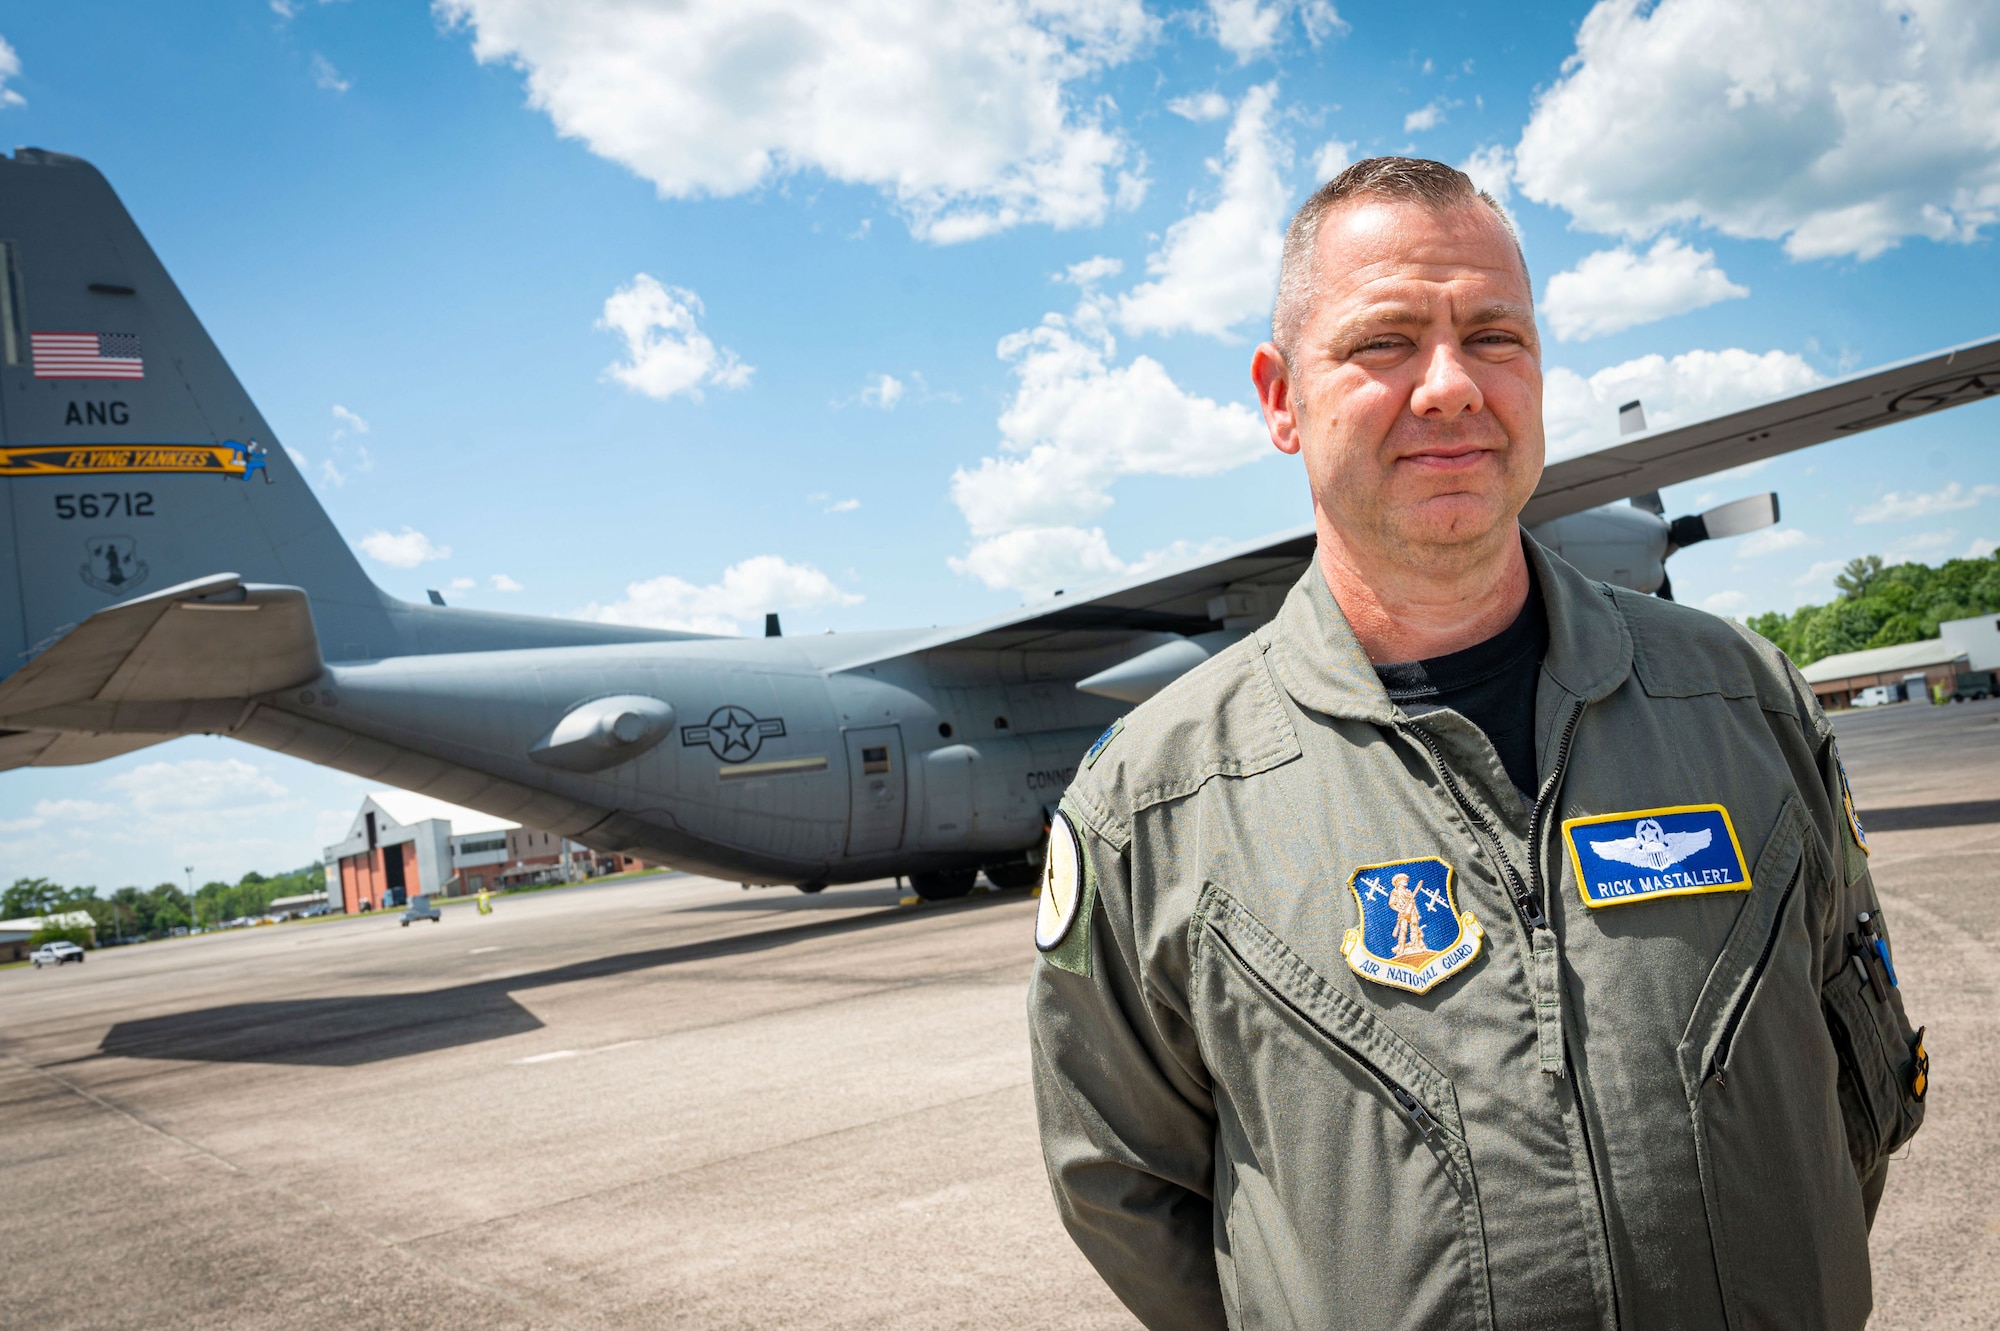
[184, 865, 195, 931]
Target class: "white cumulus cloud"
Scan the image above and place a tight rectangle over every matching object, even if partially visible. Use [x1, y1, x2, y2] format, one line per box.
[106, 759, 289, 819]
[331, 404, 370, 437]
[947, 302, 1267, 594]
[1734, 526, 1815, 556]
[436, 0, 1156, 244]
[359, 526, 452, 568]
[1459, 144, 1514, 204]
[1167, 90, 1230, 122]
[1404, 99, 1447, 133]
[1543, 347, 1823, 463]
[0, 36, 27, 108]
[1543, 237, 1749, 341]
[859, 373, 904, 409]
[1701, 589, 1750, 614]
[1061, 255, 1124, 287]
[312, 53, 350, 93]
[1854, 480, 2000, 523]
[598, 274, 752, 402]
[1205, 0, 1345, 62]
[1117, 83, 1289, 339]
[1794, 557, 1847, 588]
[1513, 0, 2000, 260]
[578, 554, 860, 635]
[1310, 137, 1355, 184]
[490, 573, 524, 591]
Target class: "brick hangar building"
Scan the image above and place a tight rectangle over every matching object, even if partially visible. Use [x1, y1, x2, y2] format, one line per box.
[323, 790, 645, 913]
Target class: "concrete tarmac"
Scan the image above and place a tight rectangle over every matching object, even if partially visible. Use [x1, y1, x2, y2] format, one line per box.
[2, 698, 1995, 1329]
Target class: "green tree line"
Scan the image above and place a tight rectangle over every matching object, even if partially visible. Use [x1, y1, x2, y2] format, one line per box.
[1746, 552, 2000, 668]
[4, 864, 325, 944]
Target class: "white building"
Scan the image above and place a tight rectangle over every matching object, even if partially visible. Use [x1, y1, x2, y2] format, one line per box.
[321, 791, 628, 912]
[1939, 614, 2000, 673]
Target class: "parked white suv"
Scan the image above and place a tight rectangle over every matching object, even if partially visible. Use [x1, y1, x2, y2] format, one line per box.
[30, 941, 85, 967]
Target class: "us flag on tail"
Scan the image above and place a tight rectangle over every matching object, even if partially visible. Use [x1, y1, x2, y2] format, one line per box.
[30, 331, 144, 380]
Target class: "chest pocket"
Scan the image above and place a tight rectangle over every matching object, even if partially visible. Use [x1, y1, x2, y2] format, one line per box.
[1677, 798, 1871, 1331]
[1190, 887, 1494, 1331]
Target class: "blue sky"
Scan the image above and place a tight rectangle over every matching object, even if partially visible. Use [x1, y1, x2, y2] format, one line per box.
[4, 0, 1998, 891]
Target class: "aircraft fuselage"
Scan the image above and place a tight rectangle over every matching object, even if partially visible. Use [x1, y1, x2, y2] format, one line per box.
[239, 629, 1128, 887]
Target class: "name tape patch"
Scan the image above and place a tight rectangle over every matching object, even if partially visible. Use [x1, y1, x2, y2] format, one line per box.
[1563, 804, 1750, 908]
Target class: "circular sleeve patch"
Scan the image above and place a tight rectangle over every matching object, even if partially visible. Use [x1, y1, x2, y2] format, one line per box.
[1034, 811, 1084, 953]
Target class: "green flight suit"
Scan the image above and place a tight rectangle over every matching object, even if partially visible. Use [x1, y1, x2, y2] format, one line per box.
[1028, 539, 1926, 1331]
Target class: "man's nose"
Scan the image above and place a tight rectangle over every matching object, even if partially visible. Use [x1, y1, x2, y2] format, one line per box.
[1408, 341, 1484, 418]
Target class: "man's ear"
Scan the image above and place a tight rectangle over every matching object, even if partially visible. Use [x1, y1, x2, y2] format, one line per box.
[1251, 342, 1302, 456]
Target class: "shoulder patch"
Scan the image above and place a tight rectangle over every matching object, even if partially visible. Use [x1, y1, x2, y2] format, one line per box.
[1035, 811, 1094, 974]
[1836, 747, 1869, 856]
[1082, 717, 1125, 769]
[1563, 804, 1751, 907]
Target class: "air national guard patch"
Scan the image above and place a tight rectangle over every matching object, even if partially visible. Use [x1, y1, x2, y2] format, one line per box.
[1342, 857, 1483, 995]
[1563, 804, 1751, 908]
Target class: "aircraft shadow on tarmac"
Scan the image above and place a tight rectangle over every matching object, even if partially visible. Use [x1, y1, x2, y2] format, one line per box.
[1857, 799, 2000, 833]
[94, 892, 1016, 1068]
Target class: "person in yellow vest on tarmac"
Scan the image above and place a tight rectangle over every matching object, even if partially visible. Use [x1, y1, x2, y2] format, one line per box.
[476, 886, 492, 916]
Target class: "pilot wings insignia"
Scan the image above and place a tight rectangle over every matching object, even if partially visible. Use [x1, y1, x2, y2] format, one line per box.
[1562, 804, 1750, 908]
[1588, 817, 1712, 870]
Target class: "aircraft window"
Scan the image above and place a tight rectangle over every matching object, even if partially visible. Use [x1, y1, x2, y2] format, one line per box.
[862, 746, 891, 774]
[0, 241, 22, 366]
[993, 716, 1009, 730]
[938, 722, 954, 738]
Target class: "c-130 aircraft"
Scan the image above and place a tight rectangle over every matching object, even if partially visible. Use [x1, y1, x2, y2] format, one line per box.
[2, 149, 1997, 898]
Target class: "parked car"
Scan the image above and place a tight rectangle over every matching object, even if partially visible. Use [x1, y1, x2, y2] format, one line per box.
[400, 895, 442, 926]
[1851, 685, 1896, 708]
[30, 941, 85, 968]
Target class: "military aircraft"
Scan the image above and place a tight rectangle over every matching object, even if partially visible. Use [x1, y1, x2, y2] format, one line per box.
[2, 149, 1997, 898]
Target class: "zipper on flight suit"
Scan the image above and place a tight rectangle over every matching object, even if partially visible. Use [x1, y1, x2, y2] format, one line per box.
[1404, 700, 1620, 1324]
[1706, 864, 1805, 1088]
[1210, 925, 1444, 1145]
[1401, 721, 1547, 933]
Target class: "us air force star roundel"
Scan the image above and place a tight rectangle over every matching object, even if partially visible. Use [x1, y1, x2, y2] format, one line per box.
[1035, 812, 1084, 953]
[1342, 857, 1482, 995]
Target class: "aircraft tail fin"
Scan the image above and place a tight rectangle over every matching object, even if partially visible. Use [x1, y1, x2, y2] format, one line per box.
[0, 148, 392, 690]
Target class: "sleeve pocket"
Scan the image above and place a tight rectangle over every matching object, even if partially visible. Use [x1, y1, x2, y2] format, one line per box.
[1821, 967, 1925, 1177]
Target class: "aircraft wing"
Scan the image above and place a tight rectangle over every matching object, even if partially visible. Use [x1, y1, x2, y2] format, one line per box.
[1523, 331, 2000, 525]
[832, 527, 1320, 666]
[840, 331, 2000, 667]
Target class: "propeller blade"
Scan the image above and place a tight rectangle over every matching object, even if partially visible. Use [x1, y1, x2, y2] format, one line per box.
[1667, 492, 1780, 549]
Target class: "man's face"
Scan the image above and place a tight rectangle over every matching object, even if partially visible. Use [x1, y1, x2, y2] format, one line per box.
[1254, 199, 1543, 564]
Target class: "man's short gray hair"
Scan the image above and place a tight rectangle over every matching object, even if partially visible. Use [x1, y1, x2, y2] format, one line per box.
[1271, 156, 1525, 362]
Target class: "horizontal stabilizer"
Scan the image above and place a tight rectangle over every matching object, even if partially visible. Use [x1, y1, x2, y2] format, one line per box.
[0, 573, 322, 720]
[0, 729, 172, 770]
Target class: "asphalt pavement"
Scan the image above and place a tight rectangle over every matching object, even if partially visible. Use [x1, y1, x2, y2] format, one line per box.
[2, 697, 1994, 1328]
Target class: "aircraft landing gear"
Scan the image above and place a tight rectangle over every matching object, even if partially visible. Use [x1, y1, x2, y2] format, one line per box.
[909, 869, 977, 901]
[982, 860, 1040, 890]
[796, 881, 827, 894]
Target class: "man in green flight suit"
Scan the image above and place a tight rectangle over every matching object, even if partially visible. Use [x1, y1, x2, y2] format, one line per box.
[1026, 156, 1927, 1331]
